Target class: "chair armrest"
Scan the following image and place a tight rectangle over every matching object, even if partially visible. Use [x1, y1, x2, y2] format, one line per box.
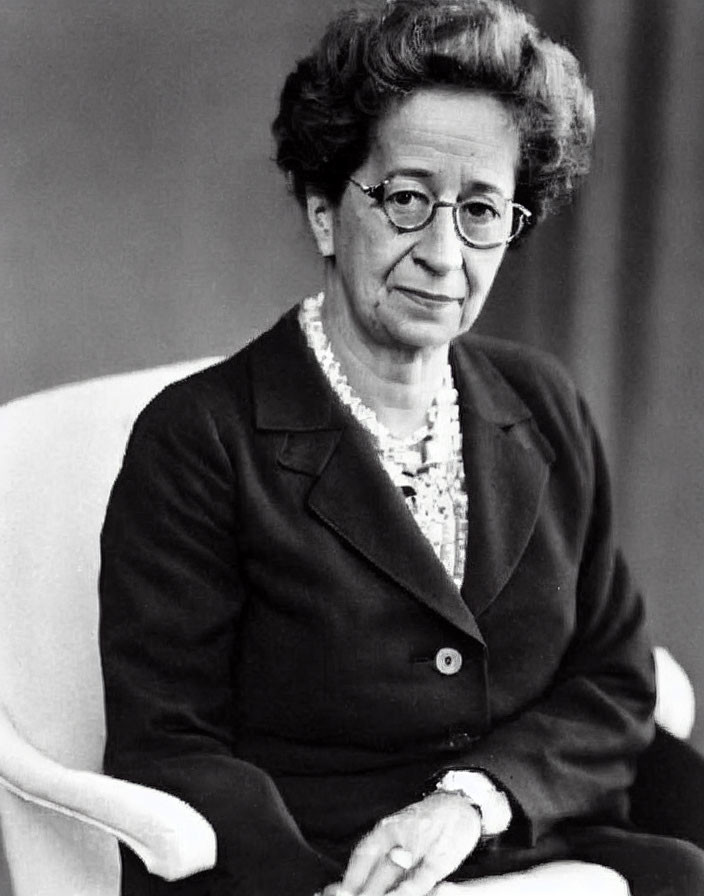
[654, 646, 696, 740]
[0, 703, 216, 881]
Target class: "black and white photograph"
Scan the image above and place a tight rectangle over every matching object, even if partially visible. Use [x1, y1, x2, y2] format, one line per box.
[1, 1, 704, 894]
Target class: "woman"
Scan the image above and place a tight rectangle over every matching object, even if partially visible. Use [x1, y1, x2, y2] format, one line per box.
[98, 1, 704, 894]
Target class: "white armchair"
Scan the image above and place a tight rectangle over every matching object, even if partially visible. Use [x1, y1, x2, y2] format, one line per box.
[0, 360, 220, 896]
[0, 362, 696, 896]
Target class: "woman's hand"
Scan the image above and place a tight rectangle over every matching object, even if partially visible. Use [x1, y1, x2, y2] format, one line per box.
[331, 791, 482, 896]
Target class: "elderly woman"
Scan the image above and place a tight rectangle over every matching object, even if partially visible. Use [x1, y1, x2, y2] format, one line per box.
[98, 1, 704, 895]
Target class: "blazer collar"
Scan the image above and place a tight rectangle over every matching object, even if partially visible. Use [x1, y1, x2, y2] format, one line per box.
[252, 308, 336, 432]
[249, 308, 554, 641]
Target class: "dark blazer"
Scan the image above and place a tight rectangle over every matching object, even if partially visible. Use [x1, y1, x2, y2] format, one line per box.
[99, 306, 656, 895]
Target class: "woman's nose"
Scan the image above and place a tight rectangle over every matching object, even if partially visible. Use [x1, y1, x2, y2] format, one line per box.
[412, 206, 465, 273]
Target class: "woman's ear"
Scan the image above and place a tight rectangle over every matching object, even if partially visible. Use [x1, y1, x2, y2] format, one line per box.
[305, 190, 335, 257]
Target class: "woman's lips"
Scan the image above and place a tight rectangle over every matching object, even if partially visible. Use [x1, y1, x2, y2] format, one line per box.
[394, 286, 465, 305]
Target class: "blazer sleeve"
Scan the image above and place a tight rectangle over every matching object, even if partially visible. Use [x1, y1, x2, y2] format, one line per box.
[98, 385, 339, 895]
[449, 393, 657, 845]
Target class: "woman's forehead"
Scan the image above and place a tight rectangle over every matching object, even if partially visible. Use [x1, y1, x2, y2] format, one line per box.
[367, 88, 519, 191]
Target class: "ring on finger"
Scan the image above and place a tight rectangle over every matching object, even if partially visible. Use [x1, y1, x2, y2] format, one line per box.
[387, 846, 414, 870]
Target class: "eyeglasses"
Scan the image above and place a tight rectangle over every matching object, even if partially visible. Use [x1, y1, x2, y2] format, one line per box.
[348, 177, 531, 249]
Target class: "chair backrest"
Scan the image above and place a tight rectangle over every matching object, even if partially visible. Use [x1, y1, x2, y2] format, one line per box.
[0, 358, 222, 896]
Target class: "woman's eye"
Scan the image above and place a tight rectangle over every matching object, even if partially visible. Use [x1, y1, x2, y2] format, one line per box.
[463, 201, 500, 223]
[386, 190, 429, 210]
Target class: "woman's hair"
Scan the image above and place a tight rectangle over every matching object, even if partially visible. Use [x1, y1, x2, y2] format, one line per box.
[272, 0, 595, 236]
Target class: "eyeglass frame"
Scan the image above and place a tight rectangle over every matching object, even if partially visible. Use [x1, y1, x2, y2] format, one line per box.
[347, 176, 532, 249]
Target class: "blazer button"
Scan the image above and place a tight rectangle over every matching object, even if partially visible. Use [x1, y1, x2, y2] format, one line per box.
[435, 647, 463, 675]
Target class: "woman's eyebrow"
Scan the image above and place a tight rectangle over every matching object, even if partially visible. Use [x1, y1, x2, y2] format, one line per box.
[463, 179, 506, 197]
[385, 169, 508, 198]
[385, 167, 434, 180]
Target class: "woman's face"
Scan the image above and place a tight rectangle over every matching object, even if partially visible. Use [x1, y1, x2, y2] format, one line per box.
[308, 88, 520, 353]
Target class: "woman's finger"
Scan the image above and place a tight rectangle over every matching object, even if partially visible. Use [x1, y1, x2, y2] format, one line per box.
[341, 828, 398, 894]
[389, 855, 445, 896]
[352, 849, 412, 896]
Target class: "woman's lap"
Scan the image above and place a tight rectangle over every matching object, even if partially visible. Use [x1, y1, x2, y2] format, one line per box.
[458, 826, 704, 896]
[565, 827, 704, 896]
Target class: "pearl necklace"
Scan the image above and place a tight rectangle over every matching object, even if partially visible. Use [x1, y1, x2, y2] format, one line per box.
[299, 293, 468, 588]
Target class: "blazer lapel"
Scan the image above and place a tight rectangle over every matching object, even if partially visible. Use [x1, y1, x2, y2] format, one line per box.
[451, 340, 555, 618]
[304, 424, 485, 643]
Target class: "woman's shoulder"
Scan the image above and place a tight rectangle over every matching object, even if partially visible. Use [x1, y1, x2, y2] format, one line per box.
[453, 332, 591, 453]
[127, 308, 301, 442]
[126, 354, 246, 444]
[456, 332, 581, 411]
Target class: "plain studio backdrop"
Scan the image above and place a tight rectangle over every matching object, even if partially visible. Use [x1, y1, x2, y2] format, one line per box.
[1, 0, 703, 764]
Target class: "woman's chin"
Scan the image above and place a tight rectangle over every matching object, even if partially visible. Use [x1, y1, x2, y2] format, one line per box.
[380, 316, 464, 352]
[377, 306, 479, 351]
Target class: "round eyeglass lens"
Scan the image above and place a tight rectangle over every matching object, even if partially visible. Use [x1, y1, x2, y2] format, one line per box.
[383, 191, 432, 229]
[456, 201, 512, 246]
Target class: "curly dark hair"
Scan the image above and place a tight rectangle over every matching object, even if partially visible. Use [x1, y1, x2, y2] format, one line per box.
[272, 0, 594, 238]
